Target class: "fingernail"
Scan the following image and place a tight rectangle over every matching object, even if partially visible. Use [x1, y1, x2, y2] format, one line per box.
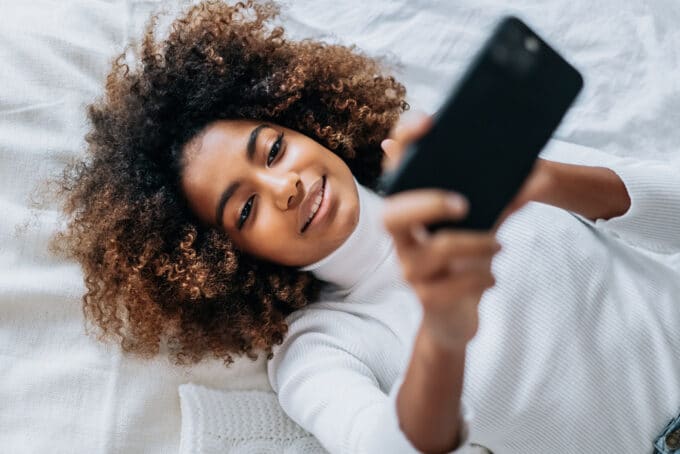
[446, 194, 468, 213]
[403, 110, 428, 126]
[411, 224, 430, 244]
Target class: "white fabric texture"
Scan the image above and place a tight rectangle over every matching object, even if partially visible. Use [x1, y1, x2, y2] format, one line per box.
[178, 385, 326, 453]
[0, 2, 275, 454]
[2, 0, 680, 453]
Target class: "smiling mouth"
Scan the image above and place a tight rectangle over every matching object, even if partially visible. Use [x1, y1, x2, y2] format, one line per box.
[301, 176, 326, 233]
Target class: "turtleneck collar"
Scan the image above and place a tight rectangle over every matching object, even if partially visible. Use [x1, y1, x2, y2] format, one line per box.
[299, 177, 394, 292]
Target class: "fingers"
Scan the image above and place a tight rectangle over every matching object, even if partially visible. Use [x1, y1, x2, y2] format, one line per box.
[402, 254, 495, 283]
[391, 110, 433, 144]
[398, 232, 500, 281]
[380, 139, 401, 172]
[411, 268, 496, 309]
[382, 189, 468, 247]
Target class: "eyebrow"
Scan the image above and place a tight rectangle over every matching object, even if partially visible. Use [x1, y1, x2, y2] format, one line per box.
[215, 181, 241, 228]
[247, 123, 271, 161]
[214, 123, 272, 227]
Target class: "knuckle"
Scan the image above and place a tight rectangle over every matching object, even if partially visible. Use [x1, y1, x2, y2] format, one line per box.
[483, 245, 498, 259]
[450, 238, 469, 256]
[431, 231, 453, 251]
[462, 272, 488, 293]
[486, 235, 499, 248]
[458, 277, 478, 296]
[426, 232, 442, 251]
[478, 237, 498, 256]
[443, 234, 468, 257]
[436, 195, 451, 214]
[474, 273, 495, 291]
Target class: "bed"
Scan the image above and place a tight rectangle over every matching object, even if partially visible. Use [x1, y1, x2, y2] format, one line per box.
[1, 0, 679, 452]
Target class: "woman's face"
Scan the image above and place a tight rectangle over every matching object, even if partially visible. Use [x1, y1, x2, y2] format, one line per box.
[181, 119, 360, 267]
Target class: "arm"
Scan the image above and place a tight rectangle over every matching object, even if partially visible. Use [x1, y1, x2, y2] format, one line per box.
[397, 322, 467, 453]
[534, 139, 680, 253]
[536, 160, 630, 222]
[380, 112, 499, 452]
[268, 310, 471, 454]
[380, 192, 498, 452]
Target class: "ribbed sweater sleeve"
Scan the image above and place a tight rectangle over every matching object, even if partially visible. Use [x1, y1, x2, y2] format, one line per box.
[268, 309, 470, 454]
[593, 158, 680, 253]
[541, 139, 680, 253]
[268, 312, 419, 453]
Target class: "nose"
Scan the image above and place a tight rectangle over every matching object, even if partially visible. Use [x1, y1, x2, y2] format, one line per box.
[261, 171, 302, 211]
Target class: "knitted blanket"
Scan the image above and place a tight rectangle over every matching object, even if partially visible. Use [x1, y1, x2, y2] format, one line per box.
[179, 384, 327, 453]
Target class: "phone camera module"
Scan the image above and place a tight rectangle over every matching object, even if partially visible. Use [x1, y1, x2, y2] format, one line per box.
[491, 44, 510, 64]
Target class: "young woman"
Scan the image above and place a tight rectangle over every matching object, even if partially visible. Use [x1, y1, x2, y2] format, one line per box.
[53, 1, 680, 453]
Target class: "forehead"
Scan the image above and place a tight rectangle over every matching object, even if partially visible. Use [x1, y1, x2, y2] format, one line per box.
[182, 119, 255, 165]
[180, 119, 258, 223]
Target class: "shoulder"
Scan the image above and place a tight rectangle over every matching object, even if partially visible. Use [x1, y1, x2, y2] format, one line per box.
[267, 300, 399, 391]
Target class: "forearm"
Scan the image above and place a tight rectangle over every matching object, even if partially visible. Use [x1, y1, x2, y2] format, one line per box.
[396, 322, 467, 454]
[541, 160, 631, 221]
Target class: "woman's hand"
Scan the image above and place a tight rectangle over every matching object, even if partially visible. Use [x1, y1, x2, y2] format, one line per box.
[382, 190, 501, 347]
[381, 112, 501, 347]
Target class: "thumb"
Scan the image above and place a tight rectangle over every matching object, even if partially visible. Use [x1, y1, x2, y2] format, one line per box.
[391, 110, 433, 144]
[381, 138, 401, 172]
[382, 111, 433, 173]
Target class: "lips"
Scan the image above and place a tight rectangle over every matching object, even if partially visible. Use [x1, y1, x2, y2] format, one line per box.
[299, 176, 326, 233]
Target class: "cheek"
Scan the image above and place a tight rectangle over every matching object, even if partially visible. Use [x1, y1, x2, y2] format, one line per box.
[238, 209, 298, 254]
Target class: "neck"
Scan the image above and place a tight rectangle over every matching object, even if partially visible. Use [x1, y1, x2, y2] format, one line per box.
[300, 178, 393, 292]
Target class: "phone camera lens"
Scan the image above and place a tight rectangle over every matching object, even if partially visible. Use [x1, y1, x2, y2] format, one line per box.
[524, 36, 540, 53]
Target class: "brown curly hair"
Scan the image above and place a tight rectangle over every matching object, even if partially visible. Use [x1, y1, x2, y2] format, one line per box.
[51, 0, 408, 366]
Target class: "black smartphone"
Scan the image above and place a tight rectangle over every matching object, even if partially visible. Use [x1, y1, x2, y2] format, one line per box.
[378, 16, 583, 231]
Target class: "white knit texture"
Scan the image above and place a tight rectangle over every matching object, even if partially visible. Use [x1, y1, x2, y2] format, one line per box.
[179, 385, 327, 453]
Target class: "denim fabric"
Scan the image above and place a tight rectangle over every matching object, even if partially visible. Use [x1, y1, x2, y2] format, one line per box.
[654, 411, 680, 454]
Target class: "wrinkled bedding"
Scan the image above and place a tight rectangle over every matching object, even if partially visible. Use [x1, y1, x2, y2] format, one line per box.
[1, 0, 679, 452]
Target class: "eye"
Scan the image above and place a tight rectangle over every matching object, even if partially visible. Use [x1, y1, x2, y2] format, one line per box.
[266, 132, 284, 166]
[238, 195, 255, 230]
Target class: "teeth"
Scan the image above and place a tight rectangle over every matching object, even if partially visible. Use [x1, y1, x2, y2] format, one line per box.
[307, 195, 322, 222]
[304, 180, 325, 228]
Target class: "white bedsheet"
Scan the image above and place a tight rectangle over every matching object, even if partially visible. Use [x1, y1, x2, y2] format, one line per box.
[1, 0, 679, 453]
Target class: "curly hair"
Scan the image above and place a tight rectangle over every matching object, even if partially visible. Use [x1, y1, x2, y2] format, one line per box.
[51, 0, 408, 366]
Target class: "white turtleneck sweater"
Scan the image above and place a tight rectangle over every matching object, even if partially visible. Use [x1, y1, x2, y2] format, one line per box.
[266, 140, 680, 454]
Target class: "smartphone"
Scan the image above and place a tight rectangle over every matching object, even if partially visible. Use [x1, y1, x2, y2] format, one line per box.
[377, 16, 583, 231]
